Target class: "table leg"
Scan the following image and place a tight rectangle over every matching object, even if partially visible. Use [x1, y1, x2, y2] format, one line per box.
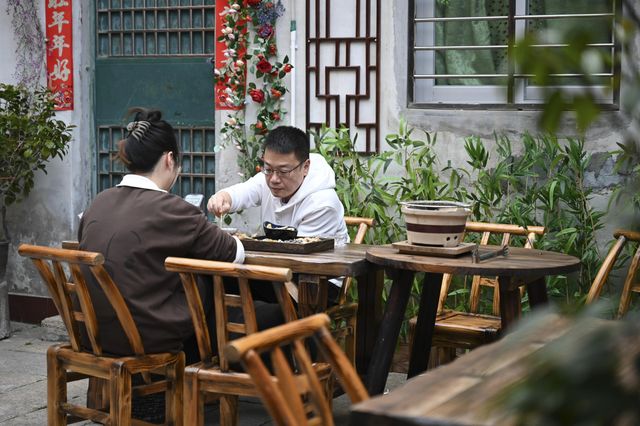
[526, 276, 549, 308]
[498, 276, 521, 331]
[365, 268, 414, 396]
[407, 272, 443, 378]
[355, 267, 384, 376]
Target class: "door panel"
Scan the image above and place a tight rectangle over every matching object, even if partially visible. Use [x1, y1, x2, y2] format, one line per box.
[96, 58, 214, 126]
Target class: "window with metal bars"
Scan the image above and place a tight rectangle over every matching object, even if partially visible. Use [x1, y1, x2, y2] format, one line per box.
[97, 126, 216, 199]
[96, 0, 215, 57]
[409, 0, 619, 106]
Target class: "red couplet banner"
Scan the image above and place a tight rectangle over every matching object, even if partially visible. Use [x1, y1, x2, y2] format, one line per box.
[215, 0, 247, 110]
[46, 0, 74, 111]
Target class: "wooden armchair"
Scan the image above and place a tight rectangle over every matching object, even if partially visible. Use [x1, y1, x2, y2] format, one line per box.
[409, 221, 546, 366]
[164, 257, 332, 426]
[224, 313, 369, 426]
[586, 229, 640, 318]
[18, 243, 184, 426]
[298, 216, 375, 368]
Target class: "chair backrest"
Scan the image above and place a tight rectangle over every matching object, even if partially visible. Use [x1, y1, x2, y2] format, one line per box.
[17, 244, 146, 357]
[61, 240, 80, 250]
[344, 216, 376, 245]
[339, 216, 375, 305]
[438, 222, 546, 315]
[165, 257, 297, 370]
[224, 313, 369, 426]
[586, 229, 640, 319]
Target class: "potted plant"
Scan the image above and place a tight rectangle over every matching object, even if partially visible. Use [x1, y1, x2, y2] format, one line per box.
[0, 83, 73, 337]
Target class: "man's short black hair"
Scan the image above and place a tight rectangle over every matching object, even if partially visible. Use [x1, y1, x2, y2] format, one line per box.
[263, 126, 310, 162]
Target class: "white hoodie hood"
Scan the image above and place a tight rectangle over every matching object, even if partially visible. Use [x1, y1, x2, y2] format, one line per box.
[273, 153, 336, 212]
[225, 153, 349, 245]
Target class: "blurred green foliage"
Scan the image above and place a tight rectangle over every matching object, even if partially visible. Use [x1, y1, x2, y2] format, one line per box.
[513, 0, 640, 231]
[494, 307, 640, 425]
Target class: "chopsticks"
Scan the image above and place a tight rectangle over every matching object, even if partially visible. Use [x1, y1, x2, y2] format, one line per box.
[472, 245, 509, 263]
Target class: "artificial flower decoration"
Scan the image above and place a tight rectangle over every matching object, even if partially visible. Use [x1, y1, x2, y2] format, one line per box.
[258, 24, 274, 38]
[249, 88, 265, 103]
[256, 57, 273, 74]
[216, 0, 292, 179]
[268, 42, 278, 56]
[270, 87, 282, 99]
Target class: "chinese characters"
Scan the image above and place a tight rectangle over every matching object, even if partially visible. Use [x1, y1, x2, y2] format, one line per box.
[46, 0, 73, 110]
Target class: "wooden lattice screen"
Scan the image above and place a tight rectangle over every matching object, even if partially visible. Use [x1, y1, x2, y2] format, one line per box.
[305, 0, 381, 153]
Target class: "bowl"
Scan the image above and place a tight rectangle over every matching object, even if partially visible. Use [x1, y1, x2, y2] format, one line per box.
[401, 201, 471, 247]
[263, 221, 298, 240]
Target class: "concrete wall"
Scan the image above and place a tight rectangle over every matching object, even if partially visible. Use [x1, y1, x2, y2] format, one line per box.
[1, 0, 93, 298]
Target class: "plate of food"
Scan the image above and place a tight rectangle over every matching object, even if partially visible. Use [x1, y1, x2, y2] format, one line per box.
[238, 234, 335, 254]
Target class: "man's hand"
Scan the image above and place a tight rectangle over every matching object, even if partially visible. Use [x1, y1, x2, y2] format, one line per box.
[207, 191, 232, 217]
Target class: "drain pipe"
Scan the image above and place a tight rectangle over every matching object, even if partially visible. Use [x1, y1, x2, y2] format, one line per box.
[289, 2, 297, 127]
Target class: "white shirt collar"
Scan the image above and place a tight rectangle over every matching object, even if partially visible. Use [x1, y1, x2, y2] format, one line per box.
[117, 174, 167, 193]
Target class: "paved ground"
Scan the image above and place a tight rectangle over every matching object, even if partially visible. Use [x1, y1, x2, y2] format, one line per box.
[0, 321, 406, 425]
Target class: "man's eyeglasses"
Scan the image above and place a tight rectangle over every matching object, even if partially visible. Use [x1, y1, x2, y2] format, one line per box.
[261, 160, 305, 177]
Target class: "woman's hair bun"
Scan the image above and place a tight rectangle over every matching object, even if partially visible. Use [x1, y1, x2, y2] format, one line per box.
[128, 107, 162, 123]
[118, 107, 178, 174]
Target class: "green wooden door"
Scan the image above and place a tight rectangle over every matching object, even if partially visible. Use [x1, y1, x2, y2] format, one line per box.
[95, 0, 216, 200]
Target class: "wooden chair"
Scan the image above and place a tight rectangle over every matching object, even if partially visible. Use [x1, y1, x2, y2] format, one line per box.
[61, 240, 80, 250]
[224, 313, 370, 426]
[298, 216, 375, 368]
[586, 229, 640, 318]
[164, 257, 332, 426]
[338, 216, 375, 304]
[18, 243, 184, 426]
[409, 221, 546, 366]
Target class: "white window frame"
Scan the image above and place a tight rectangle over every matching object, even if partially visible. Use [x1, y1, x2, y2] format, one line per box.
[410, 0, 619, 107]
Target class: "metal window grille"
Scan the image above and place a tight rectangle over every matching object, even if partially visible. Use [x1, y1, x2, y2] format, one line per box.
[409, 0, 620, 106]
[97, 0, 216, 57]
[97, 126, 216, 198]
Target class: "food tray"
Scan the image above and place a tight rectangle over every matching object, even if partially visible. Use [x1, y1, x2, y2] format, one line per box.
[392, 241, 476, 257]
[240, 237, 335, 254]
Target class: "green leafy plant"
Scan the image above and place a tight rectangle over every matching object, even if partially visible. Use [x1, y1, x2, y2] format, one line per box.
[312, 125, 399, 245]
[0, 83, 73, 241]
[463, 134, 608, 304]
[314, 121, 618, 330]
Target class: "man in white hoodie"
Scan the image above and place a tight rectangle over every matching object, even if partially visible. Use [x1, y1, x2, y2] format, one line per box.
[207, 126, 349, 245]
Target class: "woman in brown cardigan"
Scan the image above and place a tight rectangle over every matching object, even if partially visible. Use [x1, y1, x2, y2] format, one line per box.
[78, 107, 245, 362]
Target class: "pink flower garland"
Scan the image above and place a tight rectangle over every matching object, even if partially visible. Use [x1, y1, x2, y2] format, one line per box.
[214, 0, 293, 179]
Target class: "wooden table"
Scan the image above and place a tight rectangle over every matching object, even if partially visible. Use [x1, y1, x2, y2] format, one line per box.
[244, 244, 384, 374]
[364, 245, 581, 395]
[351, 313, 611, 425]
